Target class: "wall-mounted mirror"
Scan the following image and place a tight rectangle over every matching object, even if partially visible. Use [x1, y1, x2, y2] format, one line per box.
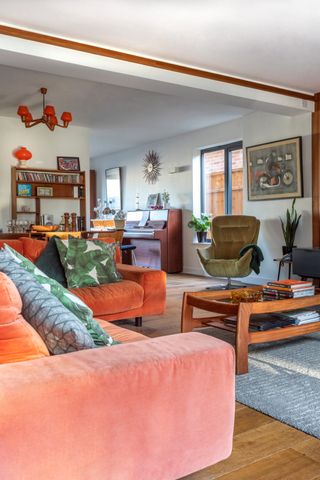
[105, 167, 122, 210]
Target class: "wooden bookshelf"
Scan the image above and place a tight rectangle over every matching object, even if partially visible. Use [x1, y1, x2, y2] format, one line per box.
[11, 166, 86, 228]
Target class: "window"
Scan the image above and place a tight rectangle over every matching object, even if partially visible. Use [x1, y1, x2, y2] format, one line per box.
[201, 141, 243, 216]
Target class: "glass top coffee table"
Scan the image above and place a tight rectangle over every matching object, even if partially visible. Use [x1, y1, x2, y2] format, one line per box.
[181, 287, 320, 375]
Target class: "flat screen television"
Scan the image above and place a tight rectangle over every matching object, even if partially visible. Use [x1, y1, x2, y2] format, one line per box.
[292, 248, 320, 279]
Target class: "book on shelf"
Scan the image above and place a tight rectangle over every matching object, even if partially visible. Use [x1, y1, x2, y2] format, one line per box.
[224, 314, 296, 331]
[273, 309, 320, 325]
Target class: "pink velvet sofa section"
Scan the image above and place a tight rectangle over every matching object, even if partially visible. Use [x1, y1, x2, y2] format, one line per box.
[0, 333, 235, 480]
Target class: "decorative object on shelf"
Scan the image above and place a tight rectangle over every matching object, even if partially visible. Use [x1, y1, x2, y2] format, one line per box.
[57, 156, 80, 171]
[187, 213, 211, 242]
[103, 206, 116, 216]
[280, 198, 301, 255]
[64, 212, 70, 232]
[146, 193, 161, 209]
[71, 212, 77, 231]
[36, 186, 53, 197]
[135, 192, 140, 210]
[162, 190, 170, 209]
[14, 146, 32, 167]
[20, 205, 31, 212]
[17, 87, 72, 131]
[17, 183, 32, 197]
[247, 136, 303, 201]
[143, 150, 161, 184]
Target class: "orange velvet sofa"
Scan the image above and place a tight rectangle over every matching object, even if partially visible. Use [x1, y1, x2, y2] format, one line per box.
[0, 237, 166, 327]
[0, 275, 235, 480]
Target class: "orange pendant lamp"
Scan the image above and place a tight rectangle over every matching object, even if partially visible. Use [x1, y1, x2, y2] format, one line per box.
[17, 87, 72, 131]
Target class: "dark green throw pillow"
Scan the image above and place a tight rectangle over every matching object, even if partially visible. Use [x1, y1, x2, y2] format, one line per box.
[56, 237, 122, 289]
[34, 236, 67, 287]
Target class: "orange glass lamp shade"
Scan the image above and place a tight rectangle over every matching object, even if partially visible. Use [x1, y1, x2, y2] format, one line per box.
[61, 111, 72, 126]
[44, 105, 55, 117]
[17, 105, 30, 120]
[14, 147, 32, 167]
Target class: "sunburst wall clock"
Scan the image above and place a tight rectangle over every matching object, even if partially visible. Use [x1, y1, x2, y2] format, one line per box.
[143, 150, 161, 184]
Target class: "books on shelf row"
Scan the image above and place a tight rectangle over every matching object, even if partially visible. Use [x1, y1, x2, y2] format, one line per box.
[224, 308, 320, 331]
[17, 171, 82, 184]
[263, 279, 315, 299]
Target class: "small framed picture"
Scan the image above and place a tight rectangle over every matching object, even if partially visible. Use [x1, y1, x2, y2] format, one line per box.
[57, 156, 80, 171]
[37, 186, 53, 197]
[146, 193, 160, 209]
[17, 184, 32, 197]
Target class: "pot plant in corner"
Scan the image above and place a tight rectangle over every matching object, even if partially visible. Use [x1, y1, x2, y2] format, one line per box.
[280, 198, 301, 255]
[188, 213, 211, 243]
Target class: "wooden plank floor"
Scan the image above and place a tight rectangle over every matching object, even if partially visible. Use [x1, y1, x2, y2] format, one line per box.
[116, 273, 320, 480]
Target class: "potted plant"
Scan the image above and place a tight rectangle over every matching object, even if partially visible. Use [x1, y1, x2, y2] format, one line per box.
[188, 213, 211, 242]
[280, 198, 301, 255]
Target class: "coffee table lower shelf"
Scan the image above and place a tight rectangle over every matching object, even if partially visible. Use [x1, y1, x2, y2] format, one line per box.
[181, 289, 320, 375]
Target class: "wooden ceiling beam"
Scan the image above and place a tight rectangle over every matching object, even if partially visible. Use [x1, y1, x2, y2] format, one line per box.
[0, 24, 315, 102]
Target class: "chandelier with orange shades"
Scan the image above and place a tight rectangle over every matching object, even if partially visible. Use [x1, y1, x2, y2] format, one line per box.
[17, 87, 72, 131]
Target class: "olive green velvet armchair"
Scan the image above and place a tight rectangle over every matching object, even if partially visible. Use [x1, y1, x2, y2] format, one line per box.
[197, 215, 260, 289]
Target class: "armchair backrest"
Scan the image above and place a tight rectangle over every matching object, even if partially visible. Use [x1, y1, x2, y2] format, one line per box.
[211, 215, 260, 259]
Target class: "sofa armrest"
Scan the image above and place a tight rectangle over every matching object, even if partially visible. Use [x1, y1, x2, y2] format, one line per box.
[117, 264, 166, 315]
[0, 333, 235, 480]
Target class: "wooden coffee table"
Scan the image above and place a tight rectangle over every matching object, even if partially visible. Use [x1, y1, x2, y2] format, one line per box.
[181, 287, 320, 375]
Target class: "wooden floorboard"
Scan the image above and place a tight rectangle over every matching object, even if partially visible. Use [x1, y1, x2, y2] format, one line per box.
[116, 273, 320, 479]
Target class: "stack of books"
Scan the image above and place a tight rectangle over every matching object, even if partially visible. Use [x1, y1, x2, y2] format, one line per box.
[262, 279, 315, 299]
[273, 308, 320, 325]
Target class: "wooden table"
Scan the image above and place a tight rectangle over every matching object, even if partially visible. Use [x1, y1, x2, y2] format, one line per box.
[181, 287, 320, 375]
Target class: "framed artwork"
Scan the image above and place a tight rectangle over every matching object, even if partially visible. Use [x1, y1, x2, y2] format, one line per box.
[57, 156, 80, 171]
[246, 137, 303, 201]
[17, 183, 32, 197]
[37, 186, 53, 197]
[146, 193, 160, 209]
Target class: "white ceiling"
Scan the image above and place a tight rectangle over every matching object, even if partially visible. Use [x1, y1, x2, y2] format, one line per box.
[0, 64, 251, 158]
[0, 0, 319, 93]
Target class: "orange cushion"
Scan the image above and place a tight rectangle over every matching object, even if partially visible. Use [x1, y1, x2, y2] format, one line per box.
[0, 273, 49, 364]
[0, 239, 24, 255]
[70, 280, 144, 317]
[21, 237, 47, 262]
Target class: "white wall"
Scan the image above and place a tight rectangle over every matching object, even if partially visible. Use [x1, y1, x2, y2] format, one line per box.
[0, 116, 91, 229]
[92, 111, 312, 283]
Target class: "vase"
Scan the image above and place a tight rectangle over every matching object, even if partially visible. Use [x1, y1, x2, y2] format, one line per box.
[14, 146, 32, 167]
[197, 231, 207, 243]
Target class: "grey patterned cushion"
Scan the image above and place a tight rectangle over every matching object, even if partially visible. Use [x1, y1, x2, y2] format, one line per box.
[5, 244, 118, 347]
[0, 250, 95, 354]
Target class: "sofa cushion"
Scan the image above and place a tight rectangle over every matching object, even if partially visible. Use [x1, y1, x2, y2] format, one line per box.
[56, 238, 122, 288]
[0, 250, 95, 354]
[34, 236, 68, 287]
[5, 244, 117, 347]
[0, 272, 49, 364]
[70, 280, 144, 317]
[20, 237, 47, 262]
[0, 239, 24, 255]
[97, 320, 147, 343]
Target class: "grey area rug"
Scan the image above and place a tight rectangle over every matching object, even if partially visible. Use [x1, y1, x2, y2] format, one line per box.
[202, 329, 320, 438]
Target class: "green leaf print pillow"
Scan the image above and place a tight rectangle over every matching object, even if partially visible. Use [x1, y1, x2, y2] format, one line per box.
[55, 237, 122, 289]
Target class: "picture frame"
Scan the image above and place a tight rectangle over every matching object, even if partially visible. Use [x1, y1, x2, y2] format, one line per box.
[146, 193, 161, 209]
[246, 136, 303, 201]
[57, 156, 80, 171]
[37, 186, 53, 197]
[17, 183, 32, 197]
